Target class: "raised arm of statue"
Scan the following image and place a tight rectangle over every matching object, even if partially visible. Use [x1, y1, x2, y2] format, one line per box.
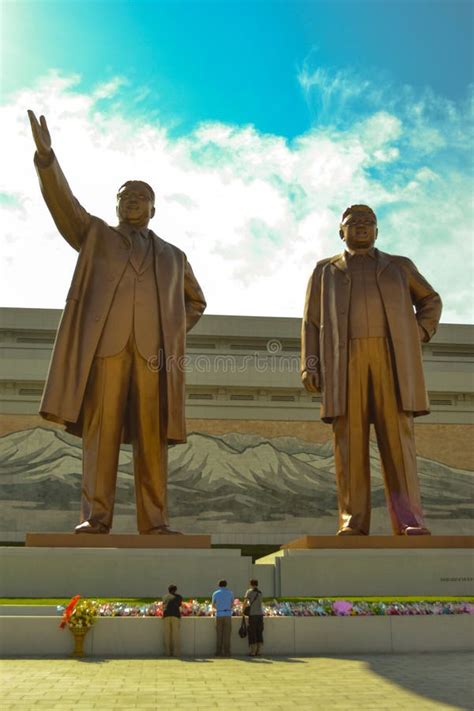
[27, 110, 91, 252]
[27, 110, 52, 163]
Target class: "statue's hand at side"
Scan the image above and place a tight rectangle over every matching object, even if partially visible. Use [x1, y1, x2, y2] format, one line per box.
[302, 370, 320, 393]
[27, 110, 52, 160]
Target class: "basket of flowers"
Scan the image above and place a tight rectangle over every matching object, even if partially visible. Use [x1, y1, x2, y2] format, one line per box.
[59, 595, 98, 657]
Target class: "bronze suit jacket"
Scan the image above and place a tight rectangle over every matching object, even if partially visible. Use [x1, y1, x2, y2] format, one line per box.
[95, 240, 161, 360]
[301, 249, 442, 422]
[35, 151, 206, 444]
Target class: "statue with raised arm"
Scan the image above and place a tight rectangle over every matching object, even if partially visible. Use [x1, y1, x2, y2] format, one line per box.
[28, 110, 206, 534]
[301, 204, 442, 536]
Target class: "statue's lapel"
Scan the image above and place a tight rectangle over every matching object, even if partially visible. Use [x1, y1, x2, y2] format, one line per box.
[150, 230, 166, 257]
[331, 253, 348, 273]
[376, 249, 392, 277]
[111, 224, 132, 247]
[150, 231, 171, 298]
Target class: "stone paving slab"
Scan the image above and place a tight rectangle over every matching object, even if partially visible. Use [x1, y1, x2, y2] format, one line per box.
[1, 652, 473, 710]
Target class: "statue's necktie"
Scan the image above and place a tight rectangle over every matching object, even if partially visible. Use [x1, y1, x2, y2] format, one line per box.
[130, 229, 149, 272]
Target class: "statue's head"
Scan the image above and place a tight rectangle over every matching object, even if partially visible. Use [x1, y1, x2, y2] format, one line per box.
[339, 204, 378, 251]
[116, 180, 155, 227]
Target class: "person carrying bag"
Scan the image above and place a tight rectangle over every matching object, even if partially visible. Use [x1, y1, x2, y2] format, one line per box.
[242, 578, 264, 657]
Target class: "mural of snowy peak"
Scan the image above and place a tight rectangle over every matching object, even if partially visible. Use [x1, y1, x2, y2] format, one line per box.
[0, 427, 472, 537]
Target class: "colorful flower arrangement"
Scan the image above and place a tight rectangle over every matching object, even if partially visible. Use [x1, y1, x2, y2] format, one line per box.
[59, 595, 98, 632]
[57, 598, 474, 619]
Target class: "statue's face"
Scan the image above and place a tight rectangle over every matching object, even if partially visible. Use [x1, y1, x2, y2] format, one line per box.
[116, 183, 155, 227]
[339, 210, 378, 251]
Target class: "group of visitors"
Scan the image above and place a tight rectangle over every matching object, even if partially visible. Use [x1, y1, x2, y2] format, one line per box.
[162, 578, 264, 658]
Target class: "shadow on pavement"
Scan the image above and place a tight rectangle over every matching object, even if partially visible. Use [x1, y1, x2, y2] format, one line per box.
[178, 655, 307, 664]
[337, 652, 474, 711]
[232, 656, 307, 664]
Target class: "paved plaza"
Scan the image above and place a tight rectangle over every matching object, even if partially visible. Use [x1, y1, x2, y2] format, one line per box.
[1, 652, 473, 710]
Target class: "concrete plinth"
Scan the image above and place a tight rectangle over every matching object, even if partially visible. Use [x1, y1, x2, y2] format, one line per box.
[282, 535, 474, 550]
[25, 533, 211, 548]
[0, 547, 254, 598]
[256, 547, 474, 597]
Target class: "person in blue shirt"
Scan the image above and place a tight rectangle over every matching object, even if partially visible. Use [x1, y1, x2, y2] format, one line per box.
[211, 579, 234, 657]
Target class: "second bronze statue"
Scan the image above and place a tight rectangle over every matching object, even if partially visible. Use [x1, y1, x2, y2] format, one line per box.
[301, 204, 442, 536]
[27, 110, 206, 535]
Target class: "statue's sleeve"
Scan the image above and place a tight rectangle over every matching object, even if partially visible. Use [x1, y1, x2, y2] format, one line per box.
[402, 258, 443, 341]
[184, 257, 207, 332]
[301, 264, 322, 374]
[34, 150, 92, 252]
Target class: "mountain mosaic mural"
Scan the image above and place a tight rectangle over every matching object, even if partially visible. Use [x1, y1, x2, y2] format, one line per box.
[0, 427, 472, 538]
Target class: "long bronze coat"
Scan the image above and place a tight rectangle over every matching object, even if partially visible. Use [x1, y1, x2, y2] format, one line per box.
[302, 250, 442, 423]
[35, 152, 206, 444]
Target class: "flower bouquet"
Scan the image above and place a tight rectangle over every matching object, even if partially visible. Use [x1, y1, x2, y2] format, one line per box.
[59, 595, 98, 657]
[85, 598, 474, 619]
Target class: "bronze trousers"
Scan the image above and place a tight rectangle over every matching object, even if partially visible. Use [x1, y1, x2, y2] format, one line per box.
[333, 337, 426, 535]
[81, 336, 167, 533]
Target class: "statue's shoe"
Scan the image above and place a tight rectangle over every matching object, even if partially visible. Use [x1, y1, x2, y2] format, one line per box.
[74, 521, 109, 534]
[402, 526, 431, 536]
[336, 527, 367, 536]
[143, 525, 183, 535]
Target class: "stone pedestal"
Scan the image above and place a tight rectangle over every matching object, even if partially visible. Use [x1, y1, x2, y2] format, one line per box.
[0, 547, 253, 598]
[282, 535, 474, 550]
[25, 533, 211, 549]
[256, 544, 474, 597]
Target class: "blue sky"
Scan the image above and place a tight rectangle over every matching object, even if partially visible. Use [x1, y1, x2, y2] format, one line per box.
[3, 0, 472, 137]
[1, 0, 473, 321]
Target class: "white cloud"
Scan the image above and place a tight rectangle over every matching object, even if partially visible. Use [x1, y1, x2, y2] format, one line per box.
[0, 71, 472, 323]
[298, 65, 385, 125]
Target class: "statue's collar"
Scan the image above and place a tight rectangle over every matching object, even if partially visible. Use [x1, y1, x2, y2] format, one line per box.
[331, 248, 391, 275]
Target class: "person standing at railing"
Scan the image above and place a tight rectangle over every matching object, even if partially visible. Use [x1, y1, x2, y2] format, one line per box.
[162, 584, 183, 657]
[243, 579, 264, 657]
[211, 579, 234, 657]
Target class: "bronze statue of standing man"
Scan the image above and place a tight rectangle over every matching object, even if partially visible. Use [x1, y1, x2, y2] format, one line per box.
[28, 111, 206, 535]
[302, 204, 442, 536]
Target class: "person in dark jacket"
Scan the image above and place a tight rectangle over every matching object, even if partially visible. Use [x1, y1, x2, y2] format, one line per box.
[162, 584, 183, 656]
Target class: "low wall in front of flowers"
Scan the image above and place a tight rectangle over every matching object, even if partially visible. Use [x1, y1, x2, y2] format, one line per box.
[0, 601, 474, 657]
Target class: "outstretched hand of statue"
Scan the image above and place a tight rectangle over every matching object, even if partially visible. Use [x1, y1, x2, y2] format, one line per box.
[27, 110, 52, 159]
